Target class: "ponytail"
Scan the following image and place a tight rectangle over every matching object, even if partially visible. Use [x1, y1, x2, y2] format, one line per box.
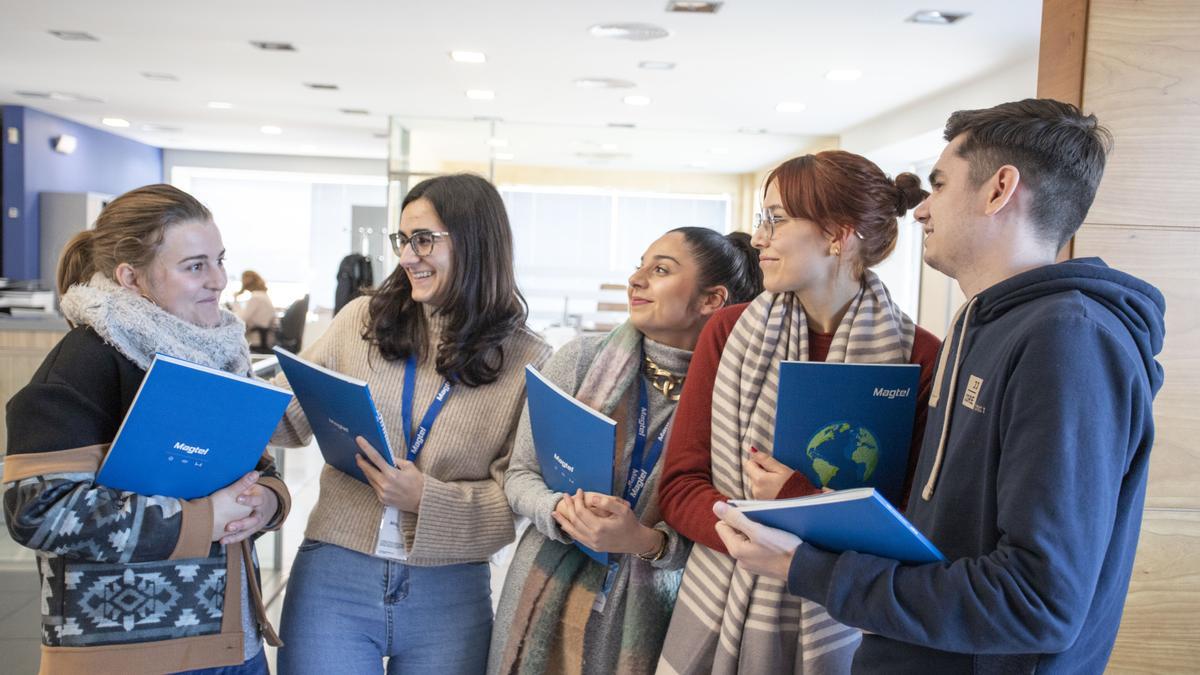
[56, 229, 95, 296]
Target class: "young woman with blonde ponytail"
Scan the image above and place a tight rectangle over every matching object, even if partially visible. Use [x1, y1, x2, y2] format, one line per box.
[5, 184, 288, 675]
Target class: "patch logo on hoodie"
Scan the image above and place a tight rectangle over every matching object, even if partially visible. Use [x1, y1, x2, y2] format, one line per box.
[962, 375, 986, 413]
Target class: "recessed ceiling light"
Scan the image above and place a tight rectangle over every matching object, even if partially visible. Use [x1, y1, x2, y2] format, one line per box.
[576, 150, 632, 161]
[710, 147, 729, 155]
[450, 50, 487, 63]
[139, 124, 182, 132]
[305, 82, 339, 90]
[48, 30, 98, 41]
[623, 95, 651, 106]
[666, 1, 723, 14]
[906, 10, 970, 25]
[487, 138, 509, 147]
[101, 117, 130, 128]
[739, 127, 768, 135]
[260, 125, 283, 135]
[589, 23, 671, 41]
[493, 152, 514, 161]
[466, 89, 495, 100]
[18, 91, 103, 103]
[825, 69, 862, 81]
[639, 61, 676, 71]
[340, 108, 370, 115]
[142, 72, 179, 82]
[574, 77, 636, 89]
[250, 40, 296, 51]
[776, 101, 807, 113]
[207, 101, 234, 109]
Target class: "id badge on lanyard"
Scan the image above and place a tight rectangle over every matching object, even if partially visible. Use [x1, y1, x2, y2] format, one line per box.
[593, 375, 671, 612]
[374, 355, 454, 561]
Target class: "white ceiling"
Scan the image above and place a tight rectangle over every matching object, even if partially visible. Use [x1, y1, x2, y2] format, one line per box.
[0, 0, 1042, 174]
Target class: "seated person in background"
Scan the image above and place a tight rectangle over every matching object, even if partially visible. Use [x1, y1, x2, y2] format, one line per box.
[714, 99, 1165, 674]
[234, 270, 276, 352]
[4, 184, 289, 675]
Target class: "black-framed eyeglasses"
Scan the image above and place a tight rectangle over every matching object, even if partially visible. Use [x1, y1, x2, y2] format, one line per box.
[753, 209, 865, 241]
[389, 230, 451, 257]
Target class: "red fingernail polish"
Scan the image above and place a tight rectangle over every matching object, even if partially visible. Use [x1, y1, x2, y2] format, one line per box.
[749, 446, 758, 454]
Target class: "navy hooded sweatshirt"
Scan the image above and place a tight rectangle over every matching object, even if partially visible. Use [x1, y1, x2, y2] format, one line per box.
[786, 258, 1165, 673]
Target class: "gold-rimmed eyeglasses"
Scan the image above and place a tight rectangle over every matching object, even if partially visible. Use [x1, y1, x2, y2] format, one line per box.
[389, 231, 451, 257]
[752, 209, 865, 241]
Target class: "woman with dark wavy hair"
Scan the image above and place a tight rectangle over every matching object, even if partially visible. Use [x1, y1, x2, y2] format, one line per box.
[272, 174, 551, 674]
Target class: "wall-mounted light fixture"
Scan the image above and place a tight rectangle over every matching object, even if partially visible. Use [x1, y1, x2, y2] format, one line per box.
[53, 134, 78, 154]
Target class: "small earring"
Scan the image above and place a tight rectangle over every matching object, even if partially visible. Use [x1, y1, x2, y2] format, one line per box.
[830, 243, 841, 256]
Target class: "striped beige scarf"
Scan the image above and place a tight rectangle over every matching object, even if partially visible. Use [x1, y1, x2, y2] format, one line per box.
[657, 271, 915, 675]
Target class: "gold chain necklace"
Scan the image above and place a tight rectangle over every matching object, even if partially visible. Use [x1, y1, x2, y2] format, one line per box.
[643, 353, 686, 402]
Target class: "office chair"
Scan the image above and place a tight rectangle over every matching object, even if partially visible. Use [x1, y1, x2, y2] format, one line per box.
[275, 294, 310, 354]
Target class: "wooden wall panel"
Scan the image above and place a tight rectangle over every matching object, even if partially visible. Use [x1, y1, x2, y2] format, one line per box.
[1037, 0, 1090, 106]
[1068, 2, 1200, 670]
[1082, 0, 1200, 228]
[1074, 225, 1200, 510]
[0, 329, 65, 456]
[1108, 509, 1200, 673]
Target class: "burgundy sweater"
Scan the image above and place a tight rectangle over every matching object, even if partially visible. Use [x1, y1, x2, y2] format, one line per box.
[658, 302, 942, 552]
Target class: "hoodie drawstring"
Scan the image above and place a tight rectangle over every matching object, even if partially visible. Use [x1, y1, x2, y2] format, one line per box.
[922, 296, 978, 501]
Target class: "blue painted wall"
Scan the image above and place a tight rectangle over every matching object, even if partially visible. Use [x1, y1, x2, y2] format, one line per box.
[1, 105, 163, 281]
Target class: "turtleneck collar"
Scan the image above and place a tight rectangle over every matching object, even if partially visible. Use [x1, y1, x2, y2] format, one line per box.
[643, 336, 692, 377]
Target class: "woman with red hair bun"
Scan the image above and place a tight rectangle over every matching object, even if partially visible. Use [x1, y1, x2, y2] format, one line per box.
[656, 151, 942, 674]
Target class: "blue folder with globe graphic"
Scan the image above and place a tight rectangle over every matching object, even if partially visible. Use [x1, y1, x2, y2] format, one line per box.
[773, 361, 920, 506]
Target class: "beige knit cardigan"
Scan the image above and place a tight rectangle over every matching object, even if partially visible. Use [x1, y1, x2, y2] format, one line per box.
[272, 297, 551, 566]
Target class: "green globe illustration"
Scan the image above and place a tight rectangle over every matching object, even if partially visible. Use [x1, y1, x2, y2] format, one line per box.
[804, 421, 879, 489]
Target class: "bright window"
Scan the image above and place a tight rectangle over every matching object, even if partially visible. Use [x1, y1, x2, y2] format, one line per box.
[500, 185, 731, 331]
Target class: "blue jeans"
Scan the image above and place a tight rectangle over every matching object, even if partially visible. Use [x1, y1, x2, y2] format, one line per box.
[278, 539, 492, 675]
[171, 648, 269, 675]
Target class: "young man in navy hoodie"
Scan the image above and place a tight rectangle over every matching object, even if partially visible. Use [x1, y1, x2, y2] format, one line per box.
[712, 98, 1166, 673]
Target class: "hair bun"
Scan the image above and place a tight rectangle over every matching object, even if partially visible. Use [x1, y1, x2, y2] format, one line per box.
[725, 231, 755, 255]
[893, 172, 928, 216]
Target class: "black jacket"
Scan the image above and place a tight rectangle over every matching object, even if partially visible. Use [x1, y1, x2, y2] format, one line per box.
[3, 326, 291, 674]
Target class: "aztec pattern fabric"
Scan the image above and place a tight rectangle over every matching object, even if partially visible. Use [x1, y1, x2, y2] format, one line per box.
[3, 326, 288, 673]
[658, 271, 916, 675]
[44, 554, 228, 646]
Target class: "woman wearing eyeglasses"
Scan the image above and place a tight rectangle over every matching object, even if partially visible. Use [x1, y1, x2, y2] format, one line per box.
[489, 227, 763, 675]
[655, 152, 942, 675]
[271, 174, 551, 675]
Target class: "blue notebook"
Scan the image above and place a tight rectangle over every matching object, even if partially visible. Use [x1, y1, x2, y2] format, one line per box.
[96, 353, 293, 500]
[731, 488, 944, 564]
[274, 347, 395, 483]
[773, 361, 920, 504]
[524, 365, 616, 565]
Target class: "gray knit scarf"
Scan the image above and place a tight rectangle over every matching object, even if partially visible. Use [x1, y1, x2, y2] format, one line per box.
[59, 272, 252, 375]
[658, 270, 915, 675]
